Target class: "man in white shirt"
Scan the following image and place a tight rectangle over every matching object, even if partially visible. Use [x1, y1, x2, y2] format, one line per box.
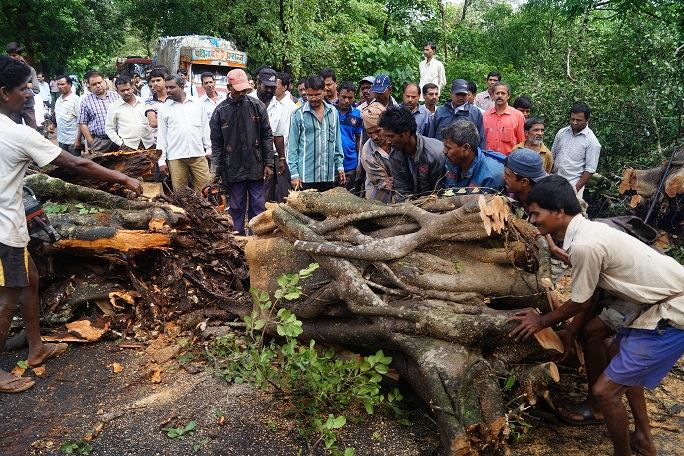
[105, 76, 154, 150]
[0, 56, 142, 393]
[157, 74, 211, 194]
[511, 175, 684, 456]
[36, 72, 51, 108]
[198, 72, 226, 123]
[53, 75, 81, 155]
[275, 72, 298, 147]
[551, 102, 601, 197]
[474, 71, 501, 112]
[418, 42, 446, 98]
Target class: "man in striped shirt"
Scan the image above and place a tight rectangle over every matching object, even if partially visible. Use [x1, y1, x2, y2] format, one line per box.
[287, 76, 345, 191]
[78, 70, 120, 153]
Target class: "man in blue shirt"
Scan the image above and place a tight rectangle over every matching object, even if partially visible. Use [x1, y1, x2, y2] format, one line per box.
[288, 76, 345, 191]
[335, 81, 363, 191]
[428, 79, 485, 150]
[401, 83, 430, 135]
[443, 120, 504, 192]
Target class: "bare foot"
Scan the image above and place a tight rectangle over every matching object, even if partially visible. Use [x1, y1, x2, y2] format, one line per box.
[27, 342, 69, 367]
[630, 431, 657, 456]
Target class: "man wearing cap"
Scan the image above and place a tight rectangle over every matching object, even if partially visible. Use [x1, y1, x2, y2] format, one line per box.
[483, 82, 525, 156]
[211, 69, 274, 235]
[401, 83, 430, 136]
[355, 76, 375, 111]
[419, 42, 446, 98]
[512, 117, 553, 173]
[5, 42, 40, 129]
[503, 148, 548, 209]
[360, 102, 393, 203]
[369, 74, 399, 109]
[288, 75, 345, 192]
[442, 120, 504, 193]
[380, 106, 445, 202]
[427, 79, 485, 149]
[257, 68, 289, 203]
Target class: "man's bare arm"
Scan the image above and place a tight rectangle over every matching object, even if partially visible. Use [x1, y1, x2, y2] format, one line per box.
[51, 151, 143, 195]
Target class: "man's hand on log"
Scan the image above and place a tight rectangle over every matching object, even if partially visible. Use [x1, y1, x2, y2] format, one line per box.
[123, 177, 144, 196]
[508, 308, 543, 340]
[159, 164, 168, 176]
[291, 178, 302, 190]
[263, 165, 273, 182]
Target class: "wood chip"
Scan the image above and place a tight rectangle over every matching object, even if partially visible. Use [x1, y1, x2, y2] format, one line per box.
[32, 366, 46, 377]
[65, 320, 107, 342]
[111, 363, 124, 374]
[150, 366, 162, 384]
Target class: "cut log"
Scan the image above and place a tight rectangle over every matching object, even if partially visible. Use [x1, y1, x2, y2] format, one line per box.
[54, 230, 171, 253]
[246, 188, 563, 455]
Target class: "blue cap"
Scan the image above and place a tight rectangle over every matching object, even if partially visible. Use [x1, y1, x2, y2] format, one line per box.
[505, 148, 548, 182]
[451, 79, 468, 94]
[371, 74, 391, 93]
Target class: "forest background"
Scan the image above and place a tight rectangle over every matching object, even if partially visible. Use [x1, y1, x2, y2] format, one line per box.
[1, 0, 682, 202]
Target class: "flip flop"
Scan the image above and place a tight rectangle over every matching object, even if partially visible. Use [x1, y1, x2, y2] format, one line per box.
[556, 402, 604, 426]
[28, 342, 69, 368]
[0, 377, 35, 393]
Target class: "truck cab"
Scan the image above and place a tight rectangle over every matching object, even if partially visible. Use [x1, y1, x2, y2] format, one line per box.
[154, 36, 248, 96]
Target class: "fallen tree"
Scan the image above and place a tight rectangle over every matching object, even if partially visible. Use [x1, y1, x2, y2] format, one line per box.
[245, 189, 563, 456]
[22, 174, 249, 334]
[620, 146, 684, 231]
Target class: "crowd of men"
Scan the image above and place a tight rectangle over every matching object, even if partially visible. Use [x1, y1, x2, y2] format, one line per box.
[2, 41, 684, 456]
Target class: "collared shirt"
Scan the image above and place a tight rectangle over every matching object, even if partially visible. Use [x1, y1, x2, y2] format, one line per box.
[389, 134, 446, 202]
[54, 91, 81, 144]
[512, 141, 554, 173]
[419, 58, 446, 93]
[144, 94, 167, 142]
[336, 106, 363, 172]
[444, 148, 505, 192]
[105, 96, 155, 149]
[551, 125, 601, 186]
[403, 104, 430, 136]
[157, 96, 210, 165]
[78, 91, 120, 136]
[199, 92, 227, 123]
[563, 215, 684, 330]
[360, 138, 393, 204]
[428, 102, 486, 149]
[287, 101, 344, 183]
[277, 95, 298, 149]
[266, 96, 288, 138]
[474, 90, 495, 111]
[0, 114, 61, 247]
[483, 106, 526, 155]
[38, 81, 51, 105]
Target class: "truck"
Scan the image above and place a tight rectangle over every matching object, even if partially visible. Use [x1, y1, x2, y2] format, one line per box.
[154, 35, 248, 96]
[116, 56, 153, 78]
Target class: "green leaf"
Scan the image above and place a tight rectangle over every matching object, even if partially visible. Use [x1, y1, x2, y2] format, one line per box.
[298, 263, 319, 277]
[331, 415, 346, 429]
[253, 319, 265, 331]
[503, 374, 516, 391]
[17, 360, 28, 369]
[184, 420, 197, 432]
[344, 448, 355, 456]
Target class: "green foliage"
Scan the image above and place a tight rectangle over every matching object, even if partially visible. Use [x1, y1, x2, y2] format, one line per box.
[161, 420, 197, 438]
[43, 203, 70, 214]
[205, 263, 402, 454]
[16, 360, 29, 369]
[60, 441, 93, 455]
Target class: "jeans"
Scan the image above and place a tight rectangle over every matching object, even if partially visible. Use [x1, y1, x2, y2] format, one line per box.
[226, 179, 266, 235]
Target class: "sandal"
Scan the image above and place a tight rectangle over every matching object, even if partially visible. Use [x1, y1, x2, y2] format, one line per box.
[556, 402, 604, 426]
[0, 376, 35, 393]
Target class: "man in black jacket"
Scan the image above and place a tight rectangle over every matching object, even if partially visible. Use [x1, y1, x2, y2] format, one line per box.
[210, 69, 274, 235]
[380, 106, 445, 202]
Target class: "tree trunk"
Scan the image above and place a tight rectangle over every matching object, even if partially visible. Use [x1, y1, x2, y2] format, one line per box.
[246, 188, 563, 455]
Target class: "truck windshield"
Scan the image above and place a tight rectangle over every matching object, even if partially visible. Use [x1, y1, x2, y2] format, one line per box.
[191, 64, 232, 87]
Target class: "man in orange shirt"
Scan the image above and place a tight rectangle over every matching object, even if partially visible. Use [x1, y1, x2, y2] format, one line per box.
[483, 82, 525, 155]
